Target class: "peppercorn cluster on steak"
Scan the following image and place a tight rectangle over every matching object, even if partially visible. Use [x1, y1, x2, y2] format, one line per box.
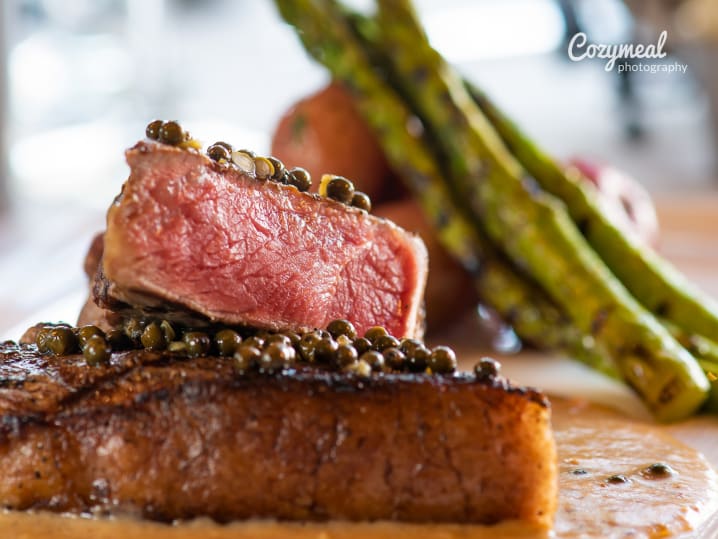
[93, 140, 427, 339]
[0, 341, 556, 526]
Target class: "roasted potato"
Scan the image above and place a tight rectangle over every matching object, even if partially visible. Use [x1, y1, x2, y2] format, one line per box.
[271, 82, 395, 201]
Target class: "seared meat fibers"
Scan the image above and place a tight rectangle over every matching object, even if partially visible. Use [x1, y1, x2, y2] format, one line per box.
[99, 141, 427, 338]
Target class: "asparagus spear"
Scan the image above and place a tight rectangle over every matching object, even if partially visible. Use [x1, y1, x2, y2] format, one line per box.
[350, 2, 718, 411]
[273, 0, 618, 377]
[701, 366, 718, 412]
[466, 45, 718, 412]
[665, 321, 718, 412]
[276, 0, 707, 418]
[467, 83, 718, 341]
[370, 0, 707, 420]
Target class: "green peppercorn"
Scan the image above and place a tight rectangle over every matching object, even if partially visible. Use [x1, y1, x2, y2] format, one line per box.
[410, 345, 431, 372]
[474, 357, 500, 379]
[230, 151, 254, 174]
[317, 174, 330, 195]
[398, 338, 418, 356]
[35, 328, 51, 353]
[278, 170, 291, 185]
[351, 192, 372, 212]
[406, 355, 427, 373]
[83, 335, 110, 366]
[260, 343, 296, 372]
[215, 141, 233, 152]
[287, 167, 312, 192]
[236, 148, 256, 158]
[183, 332, 211, 357]
[364, 326, 388, 343]
[146, 120, 162, 140]
[265, 334, 292, 347]
[430, 346, 457, 374]
[159, 121, 185, 145]
[414, 345, 431, 360]
[47, 327, 77, 356]
[334, 344, 358, 367]
[344, 359, 372, 377]
[215, 329, 242, 356]
[299, 332, 322, 348]
[207, 143, 231, 162]
[244, 335, 265, 349]
[285, 331, 301, 346]
[141, 322, 167, 351]
[353, 337, 371, 356]
[168, 341, 188, 353]
[77, 325, 104, 347]
[314, 338, 338, 364]
[160, 320, 176, 342]
[283, 344, 297, 365]
[297, 345, 314, 363]
[327, 319, 357, 340]
[360, 350, 385, 371]
[36, 325, 72, 353]
[124, 318, 145, 343]
[106, 329, 131, 350]
[298, 332, 321, 362]
[383, 347, 406, 370]
[254, 157, 275, 180]
[234, 345, 261, 372]
[325, 176, 355, 204]
[267, 156, 285, 181]
[374, 335, 400, 352]
[258, 349, 279, 372]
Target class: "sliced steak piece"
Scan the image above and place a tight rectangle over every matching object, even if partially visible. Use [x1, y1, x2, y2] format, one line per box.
[76, 295, 121, 333]
[75, 233, 122, 333]
[83, 232, 104, 280]
[0, 342, 556, 527]
[98, 141, 428, 338]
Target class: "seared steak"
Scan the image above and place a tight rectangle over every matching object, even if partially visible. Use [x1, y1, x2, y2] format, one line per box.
[83, 232, 104, 280]
[97, 141, 428, 338]
[0, 342, 556, 526]
[75, 233, 121, 333]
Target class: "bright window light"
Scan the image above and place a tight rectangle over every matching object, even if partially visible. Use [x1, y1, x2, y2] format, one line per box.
[422, 0, 566, 62]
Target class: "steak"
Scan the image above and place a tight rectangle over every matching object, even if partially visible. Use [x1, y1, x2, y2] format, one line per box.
[75, 233, 121, 333]
[83, 232, 105, 280]
[97, 141, 428, 338]
[0, 341, 556, 527]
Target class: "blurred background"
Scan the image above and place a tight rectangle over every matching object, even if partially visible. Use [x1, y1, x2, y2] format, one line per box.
[0, 0, 717, 339]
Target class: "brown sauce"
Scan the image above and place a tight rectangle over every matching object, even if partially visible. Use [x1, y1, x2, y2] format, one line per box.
[551, 398, 717, 537]
[0, 398, 715, 539]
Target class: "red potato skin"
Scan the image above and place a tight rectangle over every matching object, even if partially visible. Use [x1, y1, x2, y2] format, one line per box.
[271, 83, 396, 202]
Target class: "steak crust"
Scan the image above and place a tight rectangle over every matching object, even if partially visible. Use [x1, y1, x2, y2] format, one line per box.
[99, 141, 428, 338]
[0, 342, 556, 527]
